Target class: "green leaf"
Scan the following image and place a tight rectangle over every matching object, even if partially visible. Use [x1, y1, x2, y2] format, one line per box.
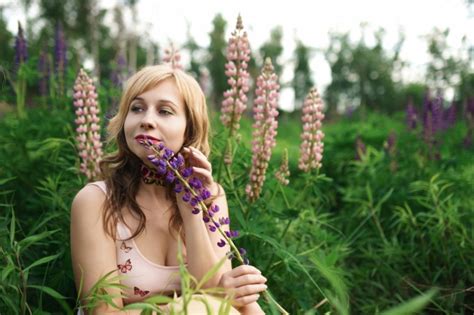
[9, 207, 15, 247]
[1, 264, 15, 281]
[380, 289, 438, 315]
[0, 176, 16, 185]
[196, 255, 227, 289]
[28, 284, 67, 299]
[24, 253, 61, 273]
[18, 229, 60, 253]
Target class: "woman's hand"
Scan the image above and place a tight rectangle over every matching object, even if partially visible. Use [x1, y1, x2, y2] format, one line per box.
[219, 265, 267, 307]
[181, 146, 218, 196]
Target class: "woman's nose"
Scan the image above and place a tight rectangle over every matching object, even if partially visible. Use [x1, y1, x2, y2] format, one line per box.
[140, 112, 156, 130]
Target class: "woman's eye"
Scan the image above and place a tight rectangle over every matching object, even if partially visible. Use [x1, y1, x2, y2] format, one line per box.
[159, 109, 173, 116]
[131, 105, 143, 112]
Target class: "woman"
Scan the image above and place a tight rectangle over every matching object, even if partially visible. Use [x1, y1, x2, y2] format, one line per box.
[70, 65, 267, 314]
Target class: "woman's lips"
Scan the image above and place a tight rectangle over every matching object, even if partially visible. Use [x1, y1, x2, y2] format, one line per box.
[135, 134, 160, 144]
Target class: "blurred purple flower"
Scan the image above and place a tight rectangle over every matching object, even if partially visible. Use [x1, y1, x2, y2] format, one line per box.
[406, 98, 418, 130]
[38, 48, 50, 97]
[443, 101, 456, 129]
[14, 22, 27, 76]
[55, 22, 67, 95]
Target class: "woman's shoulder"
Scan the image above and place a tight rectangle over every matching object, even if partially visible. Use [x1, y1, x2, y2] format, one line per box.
[71, 181, 107, 223]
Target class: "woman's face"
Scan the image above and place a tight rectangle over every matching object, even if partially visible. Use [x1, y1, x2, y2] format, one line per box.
[123, 78, 187, 162]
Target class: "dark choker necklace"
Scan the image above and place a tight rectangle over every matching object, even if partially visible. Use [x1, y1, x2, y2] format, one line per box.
[140, 164, 165, 186]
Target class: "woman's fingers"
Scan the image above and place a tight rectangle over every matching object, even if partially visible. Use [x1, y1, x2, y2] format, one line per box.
[191, 166, 213, 184]
[225, 265, 262, 278]
[232, 274, 267, 288]
[234, 283, 267, 298]
[233, 293, 260, 306]
[183, 147, 212, 172]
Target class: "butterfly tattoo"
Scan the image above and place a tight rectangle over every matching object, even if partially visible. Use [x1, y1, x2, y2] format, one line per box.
[134, 286, 150, 297]
[117, 259, 132, 273]
[120, 241, 132, 253]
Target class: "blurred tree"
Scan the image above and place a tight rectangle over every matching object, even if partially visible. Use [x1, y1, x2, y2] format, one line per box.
[183, 20, 202, 79]
[259, 26, 284, 78]
[207, 13, 227, 109]
[292, 39, 313, 107]
[324, 27, 403, 115]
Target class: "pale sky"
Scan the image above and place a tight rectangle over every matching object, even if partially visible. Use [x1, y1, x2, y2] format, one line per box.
[5, 0, 474, 110]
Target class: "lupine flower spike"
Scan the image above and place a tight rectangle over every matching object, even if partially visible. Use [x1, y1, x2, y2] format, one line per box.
[55, 22, 67, 96]
[406, 98, 418, 130]
[14, 22, 28, 118]
[275, 148, 290, 186]
[221, 14, 251, 139]
[137, 138, 243, 260]
[298, 87, 325, 171]
[246, 57, 279, 202]
[138, 138, 289, 313]
[163, 42, 183, 70]
[74, 69, 103, 181]
[38, 48, 50, 98]
[14, 21, 27, 76]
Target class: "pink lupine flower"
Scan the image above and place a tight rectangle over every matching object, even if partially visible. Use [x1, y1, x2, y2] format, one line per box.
[74, 69, 103, 181]
[162, 42, 183, 70]
[275, 148, 290, 186]
[298, 87, 325, 172]
[221, 14, 251, 139]
[246, 58, 279, 202]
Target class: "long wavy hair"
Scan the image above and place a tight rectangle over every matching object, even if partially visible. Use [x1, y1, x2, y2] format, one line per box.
[99, 64, 210, 240]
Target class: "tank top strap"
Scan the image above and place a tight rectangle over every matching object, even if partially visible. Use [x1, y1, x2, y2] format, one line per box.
[86, 180, 107, 194]
[116, 221, 133, 241]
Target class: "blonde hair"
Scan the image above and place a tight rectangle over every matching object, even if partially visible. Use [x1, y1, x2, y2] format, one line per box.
[108, 64, 210, 156]
[100, 64, 210, 239]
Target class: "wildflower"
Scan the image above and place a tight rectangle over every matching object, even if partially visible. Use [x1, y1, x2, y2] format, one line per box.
[38, 48, 50, 97]
[383, 131, 398, 172]
[14, 21, 27, 76]
[245, 57, 279, 202]
[111, 53, 128, 88]
[55, 23, 67, 95]
[443, 101, 456, 129]
[298, 87, 325, 171]
[220, 14, 251, 139]
[275, 148, 290, 186]
[162, 42, 183, 70]
[138, 139, 243, 258]
[406, 98, 418, 130]
[74, 69, 103, 181]
[355, 136, 366, 161]
[422, 92, 443, 144]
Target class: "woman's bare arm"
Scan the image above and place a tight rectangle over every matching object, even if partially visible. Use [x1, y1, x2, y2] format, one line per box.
[71, 185, 143, 315]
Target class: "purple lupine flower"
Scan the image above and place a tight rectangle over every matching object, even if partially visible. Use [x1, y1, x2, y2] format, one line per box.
[355, 136, 366, 161]
[38, 48, 50, 97]
[422, 92, 443, 142]
[298, 87, 325, 171]
[111, 53, 128, 88]
[14, 22, 27, 76]
[245, 57, 280, 202]
[74, 69, 103, 181]
[138, 140, 248, 268]
[406, 98, 418, 130]
[221, 14, 251, 140]
[162, 42, 183, 70]
[55, 22, 67, 95]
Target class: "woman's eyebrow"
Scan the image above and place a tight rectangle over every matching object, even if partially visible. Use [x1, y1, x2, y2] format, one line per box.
[131, 97, 178, 108]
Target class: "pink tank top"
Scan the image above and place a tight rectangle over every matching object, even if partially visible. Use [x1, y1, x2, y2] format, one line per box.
[87, 181, 181, 304]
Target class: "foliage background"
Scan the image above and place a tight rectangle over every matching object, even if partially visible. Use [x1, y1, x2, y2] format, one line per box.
[0, 1, 473, 314]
